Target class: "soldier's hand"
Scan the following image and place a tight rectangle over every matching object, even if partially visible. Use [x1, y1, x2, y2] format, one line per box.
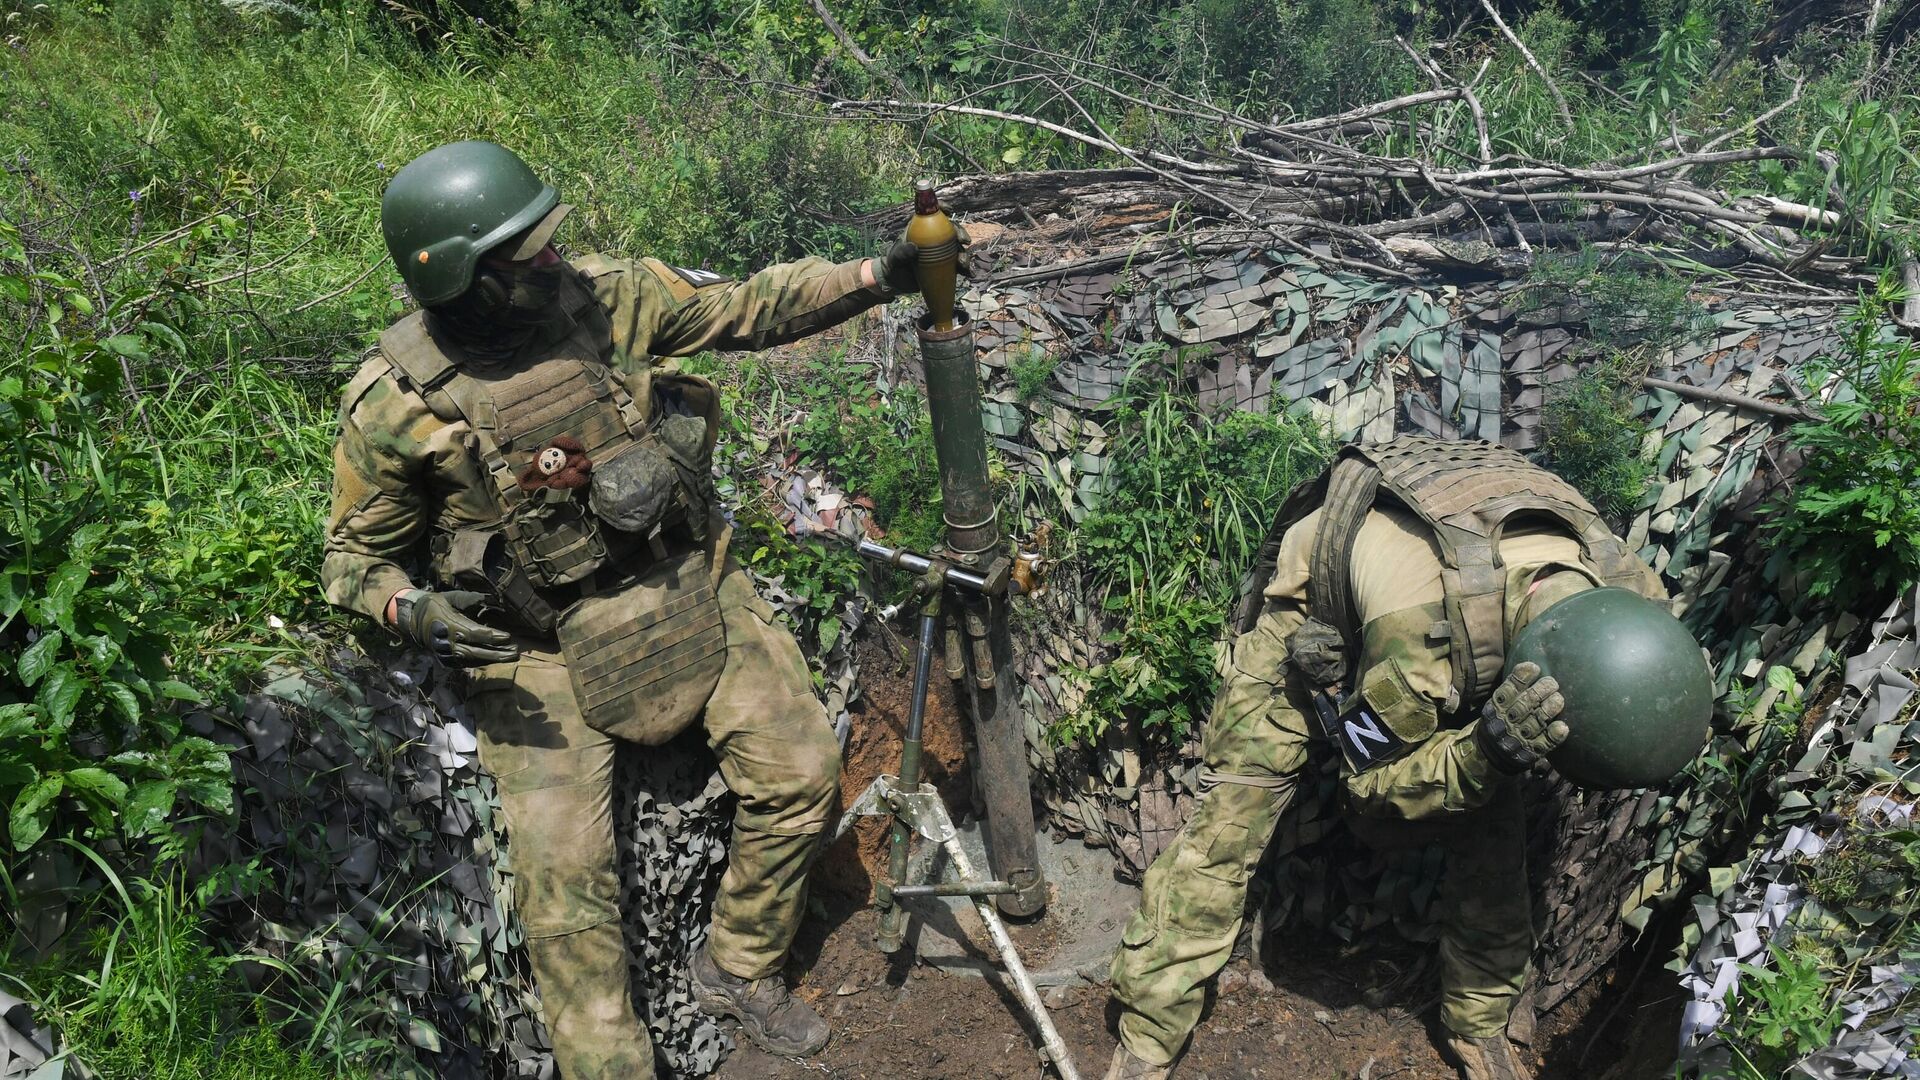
[395, 589, 520, 667]
[1472, 661, 1568, 773]
[875, 224, 974, 296]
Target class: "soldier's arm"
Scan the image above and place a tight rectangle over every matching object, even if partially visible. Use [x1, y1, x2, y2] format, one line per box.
[1342, 728, 1506, 820]
[585, 255, 890, 358]
[321, 368, 431, 623]
[1340, 607, 1507, 819]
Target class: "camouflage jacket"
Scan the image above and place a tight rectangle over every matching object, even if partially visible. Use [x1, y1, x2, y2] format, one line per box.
[1261, 506, 1608, 820]
[321, 253, 883, 622]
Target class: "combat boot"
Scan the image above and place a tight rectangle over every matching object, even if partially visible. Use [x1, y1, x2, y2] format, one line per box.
[1103, 1042, 1173, 1080]
[1443, 1032, 1533, 1080]
[690, 943, 830, 1056]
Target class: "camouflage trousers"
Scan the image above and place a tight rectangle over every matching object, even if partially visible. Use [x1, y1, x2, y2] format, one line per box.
[1108, 612, 1532, 1066]
[467, 564, 841, 1080]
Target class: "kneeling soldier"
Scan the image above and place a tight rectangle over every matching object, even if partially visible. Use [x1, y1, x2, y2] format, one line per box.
[1104, 437, 1713, 1080]
[322, 141, 931, 1078]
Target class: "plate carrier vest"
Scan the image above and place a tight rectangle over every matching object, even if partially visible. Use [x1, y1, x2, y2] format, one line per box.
[1234, 436, 1664, 710]
[377, 268, 729, 744]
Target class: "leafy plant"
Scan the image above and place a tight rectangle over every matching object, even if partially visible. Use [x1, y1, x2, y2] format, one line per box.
[1536, 359, 1658, 520]
[1062, 353, 1331, 744]
[1768, 279, 1920, 606]
[790, 354, 948, 555]
[0, 223, 235, 861]
[1802, 821, 1920, 913]
[1527, 251, 1707, 353]
[1624, 8, 1713, 138]
[1720, 944, 1845, 1079]
[1010, 347, 1058, 401]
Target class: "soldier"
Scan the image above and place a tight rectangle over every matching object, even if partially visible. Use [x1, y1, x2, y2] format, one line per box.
[1103, 437, 1714, 1080]
[321, 140, 933, 1078]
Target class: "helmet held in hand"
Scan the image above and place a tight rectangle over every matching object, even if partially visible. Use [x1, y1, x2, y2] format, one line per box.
[1506, 586, 1713, 789]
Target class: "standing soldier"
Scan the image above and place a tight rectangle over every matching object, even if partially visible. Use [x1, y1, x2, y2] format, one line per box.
[1103, 437, 1714, 1080]
[321, 141, 929, 1078]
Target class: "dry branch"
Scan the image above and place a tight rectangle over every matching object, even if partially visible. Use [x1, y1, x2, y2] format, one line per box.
[801, 53, 1889, 295]
[1477, 0, 1575, 131]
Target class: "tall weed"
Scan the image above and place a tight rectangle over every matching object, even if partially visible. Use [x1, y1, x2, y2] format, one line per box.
[20, 863, 350, 1080]
[1064, 353, 1331, 744]
[1768, 280, 1920, 606]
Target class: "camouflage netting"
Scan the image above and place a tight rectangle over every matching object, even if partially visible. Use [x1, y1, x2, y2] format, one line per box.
[0, 989, 57, 1079]
[1676, 586, 1920, 1077]
[199, 649, 738, 1079]
[868, 202, 1871, 1019]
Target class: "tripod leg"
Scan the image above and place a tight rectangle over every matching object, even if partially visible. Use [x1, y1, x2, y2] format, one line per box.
[877, 608, 940, 954]
[928, 795, 1083, 1080]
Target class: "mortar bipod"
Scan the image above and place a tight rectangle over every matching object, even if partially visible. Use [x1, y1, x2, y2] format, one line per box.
[834, 774, 1082, 1080]
[831, 551, 1081, 1080]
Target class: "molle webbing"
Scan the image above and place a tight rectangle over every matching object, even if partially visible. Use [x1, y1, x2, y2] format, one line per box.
[1311, 436, 1657, 706]
[377, 313, 462, 421]
[1305, 456, 1379, 662]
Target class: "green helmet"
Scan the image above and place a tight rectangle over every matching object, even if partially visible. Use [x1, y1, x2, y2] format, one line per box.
[381, 141, 561, 306]
[1507, 587, 1713, 790]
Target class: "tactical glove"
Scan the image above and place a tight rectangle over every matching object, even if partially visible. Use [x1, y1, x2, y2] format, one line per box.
[1472, 661, 1568, 773]
[874, 224, 973, 296]
[394, 589, 520, 667]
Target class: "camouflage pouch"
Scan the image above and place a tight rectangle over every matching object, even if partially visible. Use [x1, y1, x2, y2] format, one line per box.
[655, 412, 716, 543]
[587, 437, 686, 536]
[1286, 618, 1349, 687]
[553, 549, 726, 745]
[504, 486, 607, 589]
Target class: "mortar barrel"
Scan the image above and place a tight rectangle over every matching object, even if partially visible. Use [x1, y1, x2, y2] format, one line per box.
[916, 312, 999, 555]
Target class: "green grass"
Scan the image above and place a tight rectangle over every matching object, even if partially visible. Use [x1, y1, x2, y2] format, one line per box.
[1063, 350, 1332, 744]
[15, 860, 356, 1080]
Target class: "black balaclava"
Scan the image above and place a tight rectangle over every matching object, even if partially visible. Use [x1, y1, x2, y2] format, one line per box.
[428, 260, 569, 361]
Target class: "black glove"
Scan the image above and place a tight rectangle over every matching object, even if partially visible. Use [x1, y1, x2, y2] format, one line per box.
[394, 589, 520, 667]
[875, 224, 973, 296]
[1472, 661, 1569, 773]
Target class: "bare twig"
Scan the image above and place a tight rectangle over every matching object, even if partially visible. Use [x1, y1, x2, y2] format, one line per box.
[287, 254, 387, 315]
[1641, 376, 1817, 421]
[1477, 0, 1575, 131]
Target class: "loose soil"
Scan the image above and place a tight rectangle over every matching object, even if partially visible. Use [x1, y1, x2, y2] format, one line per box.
[716, 624, 1684, 1079]
[812, 624, 976, 906]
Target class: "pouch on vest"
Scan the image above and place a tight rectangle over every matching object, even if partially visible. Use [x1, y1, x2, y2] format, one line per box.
[439, 525, 563, 634]
[656, 412, 716, 543]
[505, 486, 608, 590]
[553, 549, 726, 745]
[588, 437, 685, 536]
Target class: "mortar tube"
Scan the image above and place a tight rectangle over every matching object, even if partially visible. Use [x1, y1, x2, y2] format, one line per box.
[915, 309, 1047, 918]
[917, 312, 999, 556]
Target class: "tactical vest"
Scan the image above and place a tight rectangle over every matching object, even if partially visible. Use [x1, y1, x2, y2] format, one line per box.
[379, 267, 729, 745]
[1234, 436, 1664, 710]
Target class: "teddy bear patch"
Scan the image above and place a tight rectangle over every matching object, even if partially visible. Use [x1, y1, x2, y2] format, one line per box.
[517, 435, 592, 492]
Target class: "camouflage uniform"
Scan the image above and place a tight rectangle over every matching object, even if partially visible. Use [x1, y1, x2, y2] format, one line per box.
[324, 253, 883, 1079]
[1109, 503, 1601, 1066]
